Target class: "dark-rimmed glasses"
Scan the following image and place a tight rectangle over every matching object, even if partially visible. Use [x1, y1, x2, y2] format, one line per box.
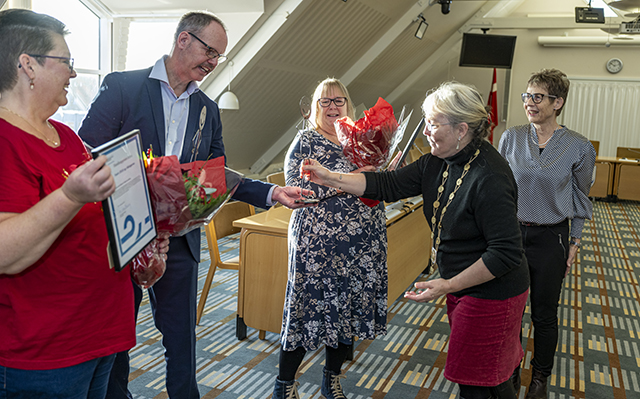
[318, 97, 347, 108]
[521, 93, 557, 104]
[187, 32, 227, 63]
[28, 54, 74, 72]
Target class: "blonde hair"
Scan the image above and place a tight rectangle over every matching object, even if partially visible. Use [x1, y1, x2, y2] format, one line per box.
[423, 81, 491, 141]
[309, 78, 355, 129]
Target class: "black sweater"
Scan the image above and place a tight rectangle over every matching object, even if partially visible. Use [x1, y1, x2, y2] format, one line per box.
[364, 140, 529, 300]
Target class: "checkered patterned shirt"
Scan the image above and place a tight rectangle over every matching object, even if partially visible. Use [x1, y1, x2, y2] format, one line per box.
[498, 124, 596, 238]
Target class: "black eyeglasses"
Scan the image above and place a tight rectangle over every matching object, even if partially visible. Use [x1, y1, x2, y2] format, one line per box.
[28, 54, 74, 72]
[521, 93, 557, 104]
[318, 97, 347, 108]
[187, 32, 227, 63]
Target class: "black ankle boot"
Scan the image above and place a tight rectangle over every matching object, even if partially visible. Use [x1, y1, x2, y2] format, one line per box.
[321, 367, 346, 399]
[272, 377, 300, 399]
[525, 368, 547, 399]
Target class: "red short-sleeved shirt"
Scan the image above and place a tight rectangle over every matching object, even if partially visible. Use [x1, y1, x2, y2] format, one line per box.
[0, 119, 135, 370]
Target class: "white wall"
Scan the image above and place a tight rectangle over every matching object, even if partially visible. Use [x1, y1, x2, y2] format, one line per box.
[414, 26, 640, 149]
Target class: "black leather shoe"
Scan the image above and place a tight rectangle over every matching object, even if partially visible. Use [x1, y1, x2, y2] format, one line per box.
[525, 368, 547, 399]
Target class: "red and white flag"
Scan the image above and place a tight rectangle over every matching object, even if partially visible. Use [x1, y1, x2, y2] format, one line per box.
[487, 68, 498, 144]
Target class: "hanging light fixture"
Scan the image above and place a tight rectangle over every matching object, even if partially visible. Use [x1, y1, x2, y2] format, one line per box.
[219, 61, 239, 110]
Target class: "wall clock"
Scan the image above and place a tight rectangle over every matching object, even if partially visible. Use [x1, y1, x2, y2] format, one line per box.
[606, 58, 623, 74]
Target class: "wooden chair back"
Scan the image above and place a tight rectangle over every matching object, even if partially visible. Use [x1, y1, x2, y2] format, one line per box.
[590, 140, 599, 156]
[266, 172, 286, 208]
[617, 147, 640, 159]
[267, 171, 286, 186]
[408, 146, 430, 164]
[197, 201, 255, 324]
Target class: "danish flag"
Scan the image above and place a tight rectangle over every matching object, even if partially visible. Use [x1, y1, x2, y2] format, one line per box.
[487, 68, 498, 144]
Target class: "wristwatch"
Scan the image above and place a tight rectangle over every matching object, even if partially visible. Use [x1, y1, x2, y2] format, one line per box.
[569, 239, 581, 248]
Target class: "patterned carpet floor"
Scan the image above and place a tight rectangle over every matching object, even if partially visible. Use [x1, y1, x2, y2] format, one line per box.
[128, 200, 640, 399]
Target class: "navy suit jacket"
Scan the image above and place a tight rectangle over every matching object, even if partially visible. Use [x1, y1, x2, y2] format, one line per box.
[79, 67, 273, 262]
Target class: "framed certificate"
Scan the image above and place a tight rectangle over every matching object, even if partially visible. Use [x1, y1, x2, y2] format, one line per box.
[91, 129, 157, 271]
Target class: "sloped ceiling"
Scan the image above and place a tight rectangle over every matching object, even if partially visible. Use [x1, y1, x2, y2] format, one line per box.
[214, 0, 488, 172]
[95, 0, 617, 174]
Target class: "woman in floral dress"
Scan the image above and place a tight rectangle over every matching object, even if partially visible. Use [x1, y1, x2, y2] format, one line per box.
[271, 78, 387, 399]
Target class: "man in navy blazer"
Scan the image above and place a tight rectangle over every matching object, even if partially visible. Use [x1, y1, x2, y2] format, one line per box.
[79, 11, 308, 399]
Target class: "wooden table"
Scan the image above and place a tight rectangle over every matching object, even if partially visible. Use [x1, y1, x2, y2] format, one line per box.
[233, 200, 431, 340]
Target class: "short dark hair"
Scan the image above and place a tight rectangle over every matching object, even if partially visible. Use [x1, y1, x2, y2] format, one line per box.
[0, 9, 68, 93]
[527, 68, 570, 116]
[174, 11, 226, 44]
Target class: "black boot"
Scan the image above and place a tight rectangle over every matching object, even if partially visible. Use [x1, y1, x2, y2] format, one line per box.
[525, 368, 547, 399]
[321, 367, 346, 399]
[510, 365, 521, 393]
[272, 377, 300, 399]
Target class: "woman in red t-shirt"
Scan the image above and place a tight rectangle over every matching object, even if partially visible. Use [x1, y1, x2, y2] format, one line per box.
[0, 9, 166, 399]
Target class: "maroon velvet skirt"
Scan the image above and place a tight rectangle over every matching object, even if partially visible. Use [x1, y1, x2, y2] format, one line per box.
[443, 290, 528, 386]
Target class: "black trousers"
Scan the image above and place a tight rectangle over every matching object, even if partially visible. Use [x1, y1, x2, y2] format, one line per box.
[520, 220, 569, 376]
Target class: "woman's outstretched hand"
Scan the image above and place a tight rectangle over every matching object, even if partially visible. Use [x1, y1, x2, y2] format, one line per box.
[404, 278, 452, 303]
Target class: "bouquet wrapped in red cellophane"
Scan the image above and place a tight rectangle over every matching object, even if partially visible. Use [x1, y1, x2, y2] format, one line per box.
[144, 152, 243, 236]
[335, 97, 411, 171]
[127, 152, 242, 288]
[130, 238, 166, 289]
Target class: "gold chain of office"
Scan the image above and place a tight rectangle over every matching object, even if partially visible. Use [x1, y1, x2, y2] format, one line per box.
[430, 149, 480, 269]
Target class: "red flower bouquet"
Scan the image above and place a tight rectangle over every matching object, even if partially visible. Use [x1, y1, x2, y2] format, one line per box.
[335, 97, 411, 171]
[130, 238, 166, 289]
[145, 154, 243, 236]
[335, 98, 411, 207]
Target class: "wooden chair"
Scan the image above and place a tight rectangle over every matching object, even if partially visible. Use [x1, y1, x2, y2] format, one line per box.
[408, 145, 430, 164]
[196, 201, 255, 325]
[266, 171, 286, 186]
[266, 172, 286, 208]
[617, 146, 640, 160]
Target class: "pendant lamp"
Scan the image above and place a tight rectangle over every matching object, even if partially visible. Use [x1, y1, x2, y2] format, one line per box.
[219, 61, 239, 110]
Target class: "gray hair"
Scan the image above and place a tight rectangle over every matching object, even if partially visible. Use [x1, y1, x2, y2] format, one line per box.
[423, 81, 491, 142]
[174, 11, 226, 44]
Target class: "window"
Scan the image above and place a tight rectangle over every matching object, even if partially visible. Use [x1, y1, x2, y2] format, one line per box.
[32, 0, 103, 130]
[126, 20, 178, 70]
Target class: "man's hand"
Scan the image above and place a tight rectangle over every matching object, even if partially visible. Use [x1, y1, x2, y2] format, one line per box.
[157, 232, 171, 261]
[272, 186, 316, 209]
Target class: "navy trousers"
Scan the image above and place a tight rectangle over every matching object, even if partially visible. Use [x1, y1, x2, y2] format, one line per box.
[520, 220, 569, 377]
[106, 236, 200, 399]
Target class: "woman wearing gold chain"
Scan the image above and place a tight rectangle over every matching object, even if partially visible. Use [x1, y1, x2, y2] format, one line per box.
[301, 82, 529, 399]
